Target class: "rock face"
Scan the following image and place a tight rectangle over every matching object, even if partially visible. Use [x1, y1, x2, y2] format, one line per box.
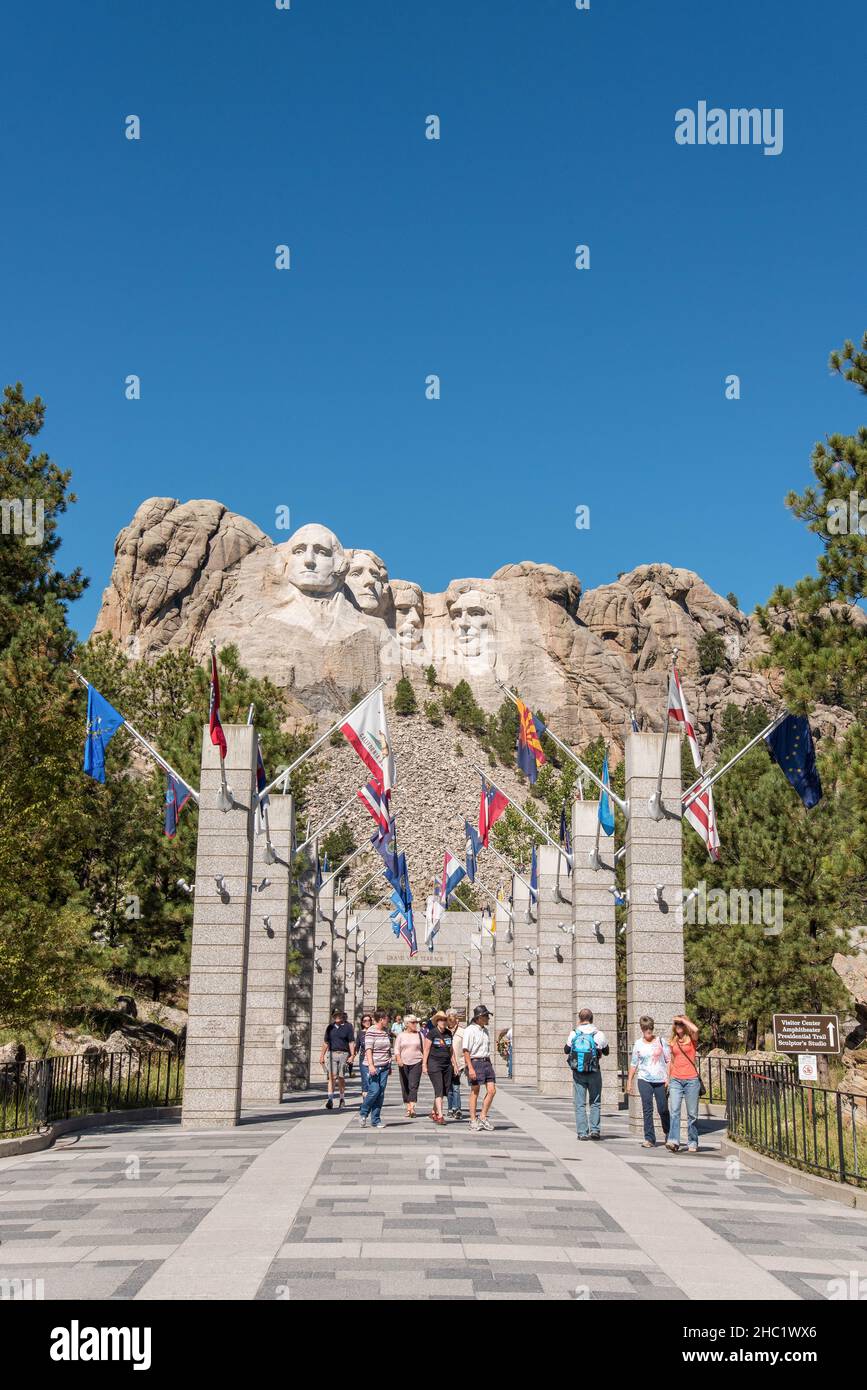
[833, 952, 867, 1103]
[93, 498, 782, 752]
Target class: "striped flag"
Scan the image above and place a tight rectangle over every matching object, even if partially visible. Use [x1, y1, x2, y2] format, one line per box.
[440, 851, 466, 906]
[479, 777, 508, 847]
[358, 780, 390, 834]
[668, 668, 702, 770]
[670, 665, 720, 860]
[340, 689, 395, 794]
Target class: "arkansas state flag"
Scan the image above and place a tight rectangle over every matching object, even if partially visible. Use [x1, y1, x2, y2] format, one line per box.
[340, 689, 395, 794]
[209, 649, 227, 758]
[516, 699, 547, 784]
[479, 777, 508, 848]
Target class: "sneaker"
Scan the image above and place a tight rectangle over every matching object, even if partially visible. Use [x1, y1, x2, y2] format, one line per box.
[469, 1119, 480, 1132]
[358, 1115, 368, 1128]
[479, 1117, 493, 1132]
[372, 1120, 386, 1129]
[577, 1133, 589, 1141]
[338, 1098, 346, 1110]
[590, 1132, 601, 1140]
[325, 1097, 334, 1110]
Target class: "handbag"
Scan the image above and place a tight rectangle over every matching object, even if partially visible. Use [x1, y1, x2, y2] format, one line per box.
[674, 1036, 706, 1096]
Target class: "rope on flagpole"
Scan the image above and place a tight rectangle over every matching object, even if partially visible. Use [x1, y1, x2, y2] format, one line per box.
[73, 670, 200, 804]
[261, 680, 388, 799]
[493, 677, 629, 816]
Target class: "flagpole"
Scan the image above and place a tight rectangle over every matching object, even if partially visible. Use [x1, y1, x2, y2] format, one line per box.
[74, 670, 200, 804]
[484, 842, 534, 895]
[588, 743, 609, 868]
[320, 842, 369, 892]
[473, 875, 514, 922]
[648, 651, 676, 821]
[681, 711, 787, 809]
[493, 678, 629, 815]
[451, 889, 492, 934]
[294, 793, 358, 856]
[343, 868, 386, 912]
[207, 641, 234, 812]
[471, 763, 572, 869]
[261, 680, 387, 798]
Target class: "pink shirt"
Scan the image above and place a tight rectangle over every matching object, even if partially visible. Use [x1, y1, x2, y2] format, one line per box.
[394, 1030, 423, 1065]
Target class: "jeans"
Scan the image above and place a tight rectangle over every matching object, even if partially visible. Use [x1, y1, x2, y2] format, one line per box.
[360, 1066, 389, 1124]
[358, 1060, 370, 1095]
[448, 1073, 461, 1113]
[637, 1078, 670, 1144]
[668, 1076, 700, 1147]
[507, 1048, 513, 1079]
[572, 1070, 602, 1137]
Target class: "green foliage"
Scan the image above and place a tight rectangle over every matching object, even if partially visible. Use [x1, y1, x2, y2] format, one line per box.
[375, 966, 452, 1018]
[440, 680, 486, 735]
[321, 821, 357, 873]
[697, 631, 726, 674]
[424, 700, 443, 727]
[424, 665, 437, 689]
[393, 675, 417, 715]
[726, 593, 740, 611]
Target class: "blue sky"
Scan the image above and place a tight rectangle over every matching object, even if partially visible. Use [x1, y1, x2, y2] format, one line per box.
[3, 0, 865, 637]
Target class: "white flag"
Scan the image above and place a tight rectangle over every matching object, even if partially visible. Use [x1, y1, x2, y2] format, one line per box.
[424, 893, 443, 952]
[684, 784, 721, 863]
[340, 689, 395, 794]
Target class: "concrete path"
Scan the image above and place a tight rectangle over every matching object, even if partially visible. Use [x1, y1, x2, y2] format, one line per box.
[1, 1078, 867, 1300]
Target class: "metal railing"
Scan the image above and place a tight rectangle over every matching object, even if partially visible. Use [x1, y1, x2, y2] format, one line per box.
[0, 1048, 183, 1138]
[726, 1068, 867, 1189]
[700, 1053, 796, 1105]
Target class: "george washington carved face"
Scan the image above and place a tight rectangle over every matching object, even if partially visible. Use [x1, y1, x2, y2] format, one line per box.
[448, 588, 495, 659]
[346, 549, 389, 616]
[284, 523, 348, 597]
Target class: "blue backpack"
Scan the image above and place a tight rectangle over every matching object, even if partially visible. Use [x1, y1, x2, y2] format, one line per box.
[569, 1030, 599, 1074]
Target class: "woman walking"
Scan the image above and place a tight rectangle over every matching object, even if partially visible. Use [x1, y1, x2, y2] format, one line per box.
[422, 1011, 454, 1125]
[626, 1015, 671, 1148]
[394, 1015, 424, 1118]
[666, 1014, 702, 1153]
[356, 1013, 373, 1103]
[447, 1010, 464, 1119]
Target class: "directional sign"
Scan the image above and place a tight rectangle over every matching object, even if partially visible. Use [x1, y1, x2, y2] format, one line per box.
[772, 1013, 841, 1055]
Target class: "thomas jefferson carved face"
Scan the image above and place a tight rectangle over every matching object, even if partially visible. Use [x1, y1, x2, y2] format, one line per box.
[391, 581, 424, 650]
[285, 524, 348, 597]
[346, 549, 389, 615]
[448, 588, 495, 659]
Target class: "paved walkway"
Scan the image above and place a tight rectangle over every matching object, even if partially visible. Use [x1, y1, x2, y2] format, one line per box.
[2, 1076, 867, 1301]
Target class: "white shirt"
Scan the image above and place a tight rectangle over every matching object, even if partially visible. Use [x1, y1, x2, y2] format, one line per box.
[462, 1023, 490, 1059]
[566, 1023, 608, 1051]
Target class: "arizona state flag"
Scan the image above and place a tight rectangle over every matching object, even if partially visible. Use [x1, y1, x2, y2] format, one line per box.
[516, 699, 546, 783]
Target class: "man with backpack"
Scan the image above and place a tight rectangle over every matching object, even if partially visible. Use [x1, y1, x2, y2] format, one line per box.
[565, 1008, 609, 1140]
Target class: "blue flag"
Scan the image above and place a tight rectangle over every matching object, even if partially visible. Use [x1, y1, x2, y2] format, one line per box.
[599, 754, 615, 837]
[559, 803, 573, 875]
[465, 820, 482, 883]
[83, 686, 125, 783]
[765, 715, 822, 809]
[529, 844, 538, 905]
[164, 773, 193, 838]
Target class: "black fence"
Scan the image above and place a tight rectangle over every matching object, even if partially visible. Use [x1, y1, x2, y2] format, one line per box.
[0, 1048, 183, 1138]
[726, 1067, 867, 1189]
[700, 1053, 796, 1105]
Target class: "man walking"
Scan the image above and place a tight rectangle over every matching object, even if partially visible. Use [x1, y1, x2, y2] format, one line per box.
[463, 1004, 496, 1132]
[565, 1008, 609, 1140]
[359, 1009, 393, 1129]
[318, 1008, 355, 1111]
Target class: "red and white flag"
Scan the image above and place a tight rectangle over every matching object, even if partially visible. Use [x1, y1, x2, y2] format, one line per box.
[340, 689, 395, 794]
[668, 667, 702, 770]
[684, 784, 721, 862]
[358, 780, 390, 834]
[478, 777, 509, 848]
[209, 649, 227, 759]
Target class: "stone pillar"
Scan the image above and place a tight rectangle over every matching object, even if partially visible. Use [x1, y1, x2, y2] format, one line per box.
[450, 952, 470, 1017]
[625, 732, 684, 1131]
[509, 870, 538, 1084]
[283, 852, 315, 1091]
[240, 796, 295, 1105]
[308, 869, 337, 1084]
[535, 845, 574, 1097]
[480, 927, 497, 1039]
[468, 921, 484, 1015]
[343, 908, 358, 1022]
[572, 800, 620, 1113]
[182, 725, 256, 1129]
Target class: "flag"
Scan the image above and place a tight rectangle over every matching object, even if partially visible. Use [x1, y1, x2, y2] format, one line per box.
[765, 714, 822, 809]
[559, 803, 573, 875]
[164, 772, 193, 838]
[340, 689, 395, 794]
[397, 852, 412, 909]
[465, 820, 482, 883]
[479, 777, 508, 847]
[598, 755, 615, 836]
[400, 906, 418, 957]
[440, 850, 466, 906]
[516, 699, 547, 783]
[372, 818, 399, 880]
[390, 905, 405, 937]
[577, 777, 584, 802]
[322, 850, 330, 875]
[684, 784, 721, 862]
[529, 844, 538, 905]
[668, 668, 701, 770]
[358, 780, 390, 834]
[425, 893, 443, 952]
[493, 890, 505, 935]
[255, 740, 270, 834]
[83, 686, 125, 783]
[209, 649, 227, 758]
[315, 852, 323, 892]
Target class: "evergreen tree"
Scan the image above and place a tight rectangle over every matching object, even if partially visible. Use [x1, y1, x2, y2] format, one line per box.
[393, 675, 417, 715]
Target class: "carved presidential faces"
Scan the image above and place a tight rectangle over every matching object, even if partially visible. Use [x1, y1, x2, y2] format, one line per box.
[346, 549, 390, 616]
[285, 523, 348, 597]
[448, 588, 495, 659]
[391, 580, 425, 651]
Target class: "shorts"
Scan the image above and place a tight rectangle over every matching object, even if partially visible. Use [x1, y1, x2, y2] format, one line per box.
[328, 1051, 350, 1078]
[467, 1057, 496, 1086]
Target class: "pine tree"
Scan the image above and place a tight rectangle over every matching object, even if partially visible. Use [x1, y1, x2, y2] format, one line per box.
[393, 675, 417, 715]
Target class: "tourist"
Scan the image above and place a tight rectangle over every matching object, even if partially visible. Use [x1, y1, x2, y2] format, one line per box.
[390, 1013, 404, 1038]
[394, 1014, 423, 1118]
[666, 1013, 702, 1153]
[318, 1008, 355, 1111]
[422, 1011, 453, 1125]
[359, 1009, 393, 1129]
[447, 1009, 464, 1119]
[626, 1015, 671, 1148]
[356, 1012, 373, 1102]
[564, 1007, 609, 1140]
[463, 1004, 496, 1132]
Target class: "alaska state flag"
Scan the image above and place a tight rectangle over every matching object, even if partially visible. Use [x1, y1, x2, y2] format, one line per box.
[164, 773, 193, 838]
[83, 686, 125, 783]
[598, 754, 615, 836]
[516, 699, 547, 784]
[765, 715, 822, 809]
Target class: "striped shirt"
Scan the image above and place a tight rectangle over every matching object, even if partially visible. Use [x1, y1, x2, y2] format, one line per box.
[362, 1027, 392, 1070]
